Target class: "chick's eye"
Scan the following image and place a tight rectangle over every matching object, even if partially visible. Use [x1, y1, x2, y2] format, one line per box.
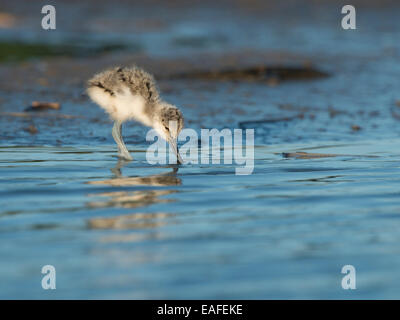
[164, 126, 169, 132]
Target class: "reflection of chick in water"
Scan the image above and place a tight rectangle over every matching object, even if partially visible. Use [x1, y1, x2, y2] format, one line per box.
[86, 160, 181, 209]
[87, 189, 176, 209]
[87, 161, 180, 234]
[88, 212, 172, 230]
[89, 159, 181, 187]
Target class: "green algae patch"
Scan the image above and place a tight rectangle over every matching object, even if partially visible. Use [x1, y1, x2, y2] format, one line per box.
[0, 41, 134, 63]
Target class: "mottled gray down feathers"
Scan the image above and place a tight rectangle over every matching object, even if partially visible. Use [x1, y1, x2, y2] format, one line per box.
[159, 106, 183, 129]
[87, 65, 184, 134]
[87, 65, 160, 104]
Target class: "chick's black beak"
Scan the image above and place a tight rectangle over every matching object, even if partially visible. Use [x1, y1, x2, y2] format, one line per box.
[168, 136, 183, 164]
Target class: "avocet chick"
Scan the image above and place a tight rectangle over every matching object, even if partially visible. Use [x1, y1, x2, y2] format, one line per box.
[87, 66, 184, 163]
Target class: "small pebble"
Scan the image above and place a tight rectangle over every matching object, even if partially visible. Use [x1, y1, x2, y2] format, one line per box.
[25, 125, 38, 134]
[25, 101, 61, 112]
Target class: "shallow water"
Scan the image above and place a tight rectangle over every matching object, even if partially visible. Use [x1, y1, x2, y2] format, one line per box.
[1, 0, 400, 299]
[1, 139, 400, 299]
